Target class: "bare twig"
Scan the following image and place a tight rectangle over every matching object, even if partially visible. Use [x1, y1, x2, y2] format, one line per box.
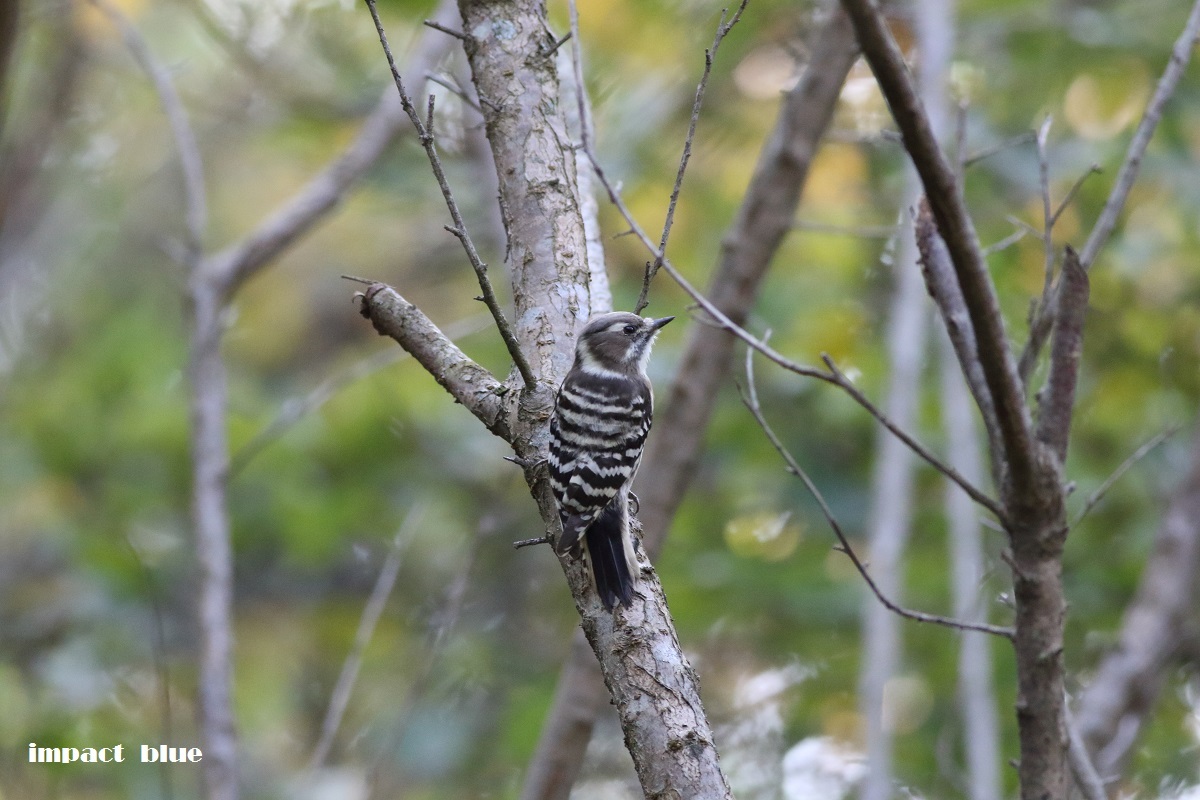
[1079, 0, 1200, 270]
[1021, 0, 1200, 381]
[1066, 700, 1108, 800]
[309, 505, 426, 770]
[634, 0, 749, 314]
[915, 201, 1004, 485]
[1072, 428, 1178, 528]
[513, 535, 551, 549]
[423, 18, 466, 41]
[980, 226, 1029, 258]
[1035, 116, 1056, 319]
[961, 130, 1036, 168]
[739, 344, 1013, 640]
[365, 0, 535, 391]
[90, 0, 206, 259]
[1050, 163, 1102, 228]
[425, 72, 484, 115]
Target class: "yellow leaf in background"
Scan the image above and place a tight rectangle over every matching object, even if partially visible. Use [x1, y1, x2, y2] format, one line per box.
[1063, 58, 1151, 140]
[805, 143, 868, 210]
[724, 510, 802, 562]
[77, 0, 149, 39]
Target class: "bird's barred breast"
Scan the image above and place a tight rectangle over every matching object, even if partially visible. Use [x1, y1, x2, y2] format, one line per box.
[548, 371, 653, 518]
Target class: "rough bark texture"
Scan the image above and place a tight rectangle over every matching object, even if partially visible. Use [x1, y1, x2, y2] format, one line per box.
[457, 0, 593, 390]
[518, 11, 859, 798]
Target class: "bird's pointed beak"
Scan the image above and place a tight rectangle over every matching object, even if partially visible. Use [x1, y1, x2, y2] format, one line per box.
[649, 316, 675, 331]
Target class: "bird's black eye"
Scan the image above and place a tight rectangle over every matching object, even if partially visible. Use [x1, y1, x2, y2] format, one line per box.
[622, 324, 637, 335]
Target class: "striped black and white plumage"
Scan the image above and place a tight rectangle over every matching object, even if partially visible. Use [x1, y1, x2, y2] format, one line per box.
[549, 311, 674, 610]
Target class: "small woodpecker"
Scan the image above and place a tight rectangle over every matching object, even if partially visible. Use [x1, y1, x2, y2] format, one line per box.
[548, 311, 674, 610]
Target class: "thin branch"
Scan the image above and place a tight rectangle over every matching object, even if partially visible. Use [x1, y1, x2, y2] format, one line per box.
[365, 0, 536, 391]
[1035, 116, 1056, 320]
[961, 130, 1036, 168]
[513, 535, 551, 549]
[1019, 0, 1200, 381]
[1050, 163, 1102, 228]
[980, 226, 1029, 258]
[91, 0, 206, 258]
[1018, 157, 1101, 387]
[840, 0, 1037, 496]
[545, 32, 572, 57]
[425, 72, 484, 115]
[1034, 246, 1088, 463]
[423, 18, 467, 41]
[355, 284, 511, 441]
[1079, 0, 1200, 270]
[634, 0, 749, 314]
[308, 505, 426, 771]
[1066, 701, 1109, 800]
[915, 201, 1004, 485]
[566, 0, 595, 163]
[739, 344, 1013, 640]
[1072, 427, 1178, 528]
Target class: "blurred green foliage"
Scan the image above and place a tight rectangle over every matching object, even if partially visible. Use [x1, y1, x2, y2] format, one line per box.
[1, 0, 1199, 797]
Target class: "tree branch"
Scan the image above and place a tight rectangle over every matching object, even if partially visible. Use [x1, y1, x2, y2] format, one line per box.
[1072, 428, 1177, 528]
[1020, 0, 1200, 375]
[839, 0, 1036, 495]
[95, 6, 240, 798]
[355, 283, 511, 441]
[1078, 0, 1200, 271]
[915, 200, 1004, 486]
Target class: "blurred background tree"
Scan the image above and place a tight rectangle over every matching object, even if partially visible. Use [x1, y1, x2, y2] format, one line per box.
[1, 0, 1199, 798]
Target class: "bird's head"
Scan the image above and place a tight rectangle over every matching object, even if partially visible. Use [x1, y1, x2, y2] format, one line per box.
[574, 312, 674, 376]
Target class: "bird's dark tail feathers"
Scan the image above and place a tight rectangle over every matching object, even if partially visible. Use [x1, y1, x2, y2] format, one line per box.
[584, 498, 637, 610]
